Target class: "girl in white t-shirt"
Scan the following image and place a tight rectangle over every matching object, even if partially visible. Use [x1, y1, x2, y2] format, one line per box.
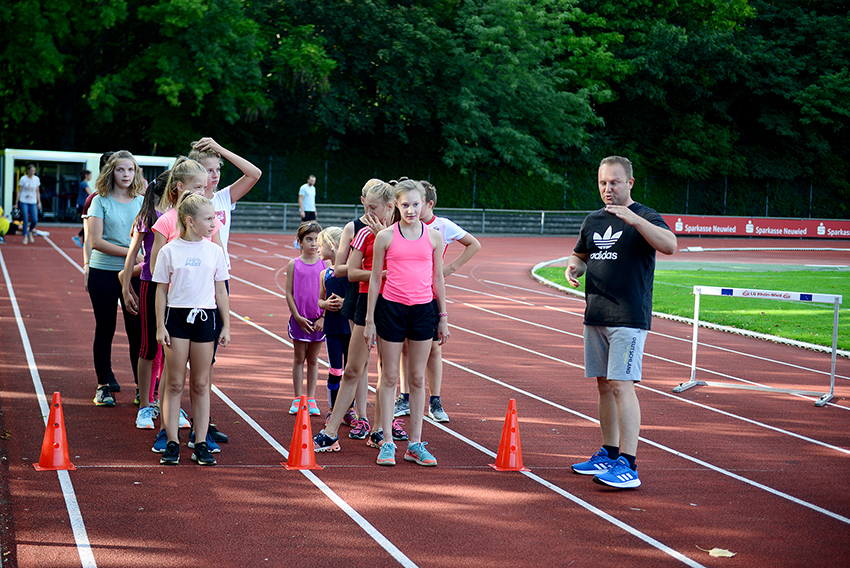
[153, 193, 230, 466]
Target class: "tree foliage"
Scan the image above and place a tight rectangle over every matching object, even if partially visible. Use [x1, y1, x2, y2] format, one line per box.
[1, 0, 847, 217]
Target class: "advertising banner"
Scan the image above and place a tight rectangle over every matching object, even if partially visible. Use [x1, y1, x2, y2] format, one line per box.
[661, 215, 850, 239]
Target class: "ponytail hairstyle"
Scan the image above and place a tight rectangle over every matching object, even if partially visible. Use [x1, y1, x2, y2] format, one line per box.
[159, 156, 206, 211]
[360, 178, 383, 198]
[317, 226, 343, 252]
[176, 192, 212, 237]
[95, 150, 145, 198]
[134, 169, 170, 232]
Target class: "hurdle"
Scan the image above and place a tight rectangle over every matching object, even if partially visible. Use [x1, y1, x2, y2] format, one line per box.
[673, 286, 842, 407]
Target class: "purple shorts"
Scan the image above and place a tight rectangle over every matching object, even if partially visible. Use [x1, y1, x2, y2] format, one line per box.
[288, 315, 326, 343]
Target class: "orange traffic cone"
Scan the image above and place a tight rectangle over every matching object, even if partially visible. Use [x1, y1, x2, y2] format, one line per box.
[33, 392, 76, 471]
[282, 395, 323, 470]
[488, 399, 529, 472]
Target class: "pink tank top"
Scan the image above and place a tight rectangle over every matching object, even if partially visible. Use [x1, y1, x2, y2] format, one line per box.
[382, 222, 434, 306]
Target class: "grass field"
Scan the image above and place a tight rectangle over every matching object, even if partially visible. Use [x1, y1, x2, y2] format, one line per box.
[534, 267, 849, 351]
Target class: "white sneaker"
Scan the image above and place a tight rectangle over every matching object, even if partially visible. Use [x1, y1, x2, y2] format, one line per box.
[179, 408, 192, 428]
[29, 233, 35, 244]
[135, 406, 157, 429]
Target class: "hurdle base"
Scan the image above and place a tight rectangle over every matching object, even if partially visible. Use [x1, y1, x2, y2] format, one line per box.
[673, 380, 707, 393]
[815, 393, 834, 408]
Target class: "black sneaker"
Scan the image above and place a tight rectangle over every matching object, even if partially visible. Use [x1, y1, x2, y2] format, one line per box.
[209, 424, 228, 443]
[191, 442, 217, 466]
[134, 387, 140, 406]
[160, 441, 180, 465]
[93, 386, 115, 407]
[108, 380, 121, 393]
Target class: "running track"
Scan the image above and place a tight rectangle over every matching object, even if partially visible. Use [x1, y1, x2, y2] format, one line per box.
[0, 228, 848, 568]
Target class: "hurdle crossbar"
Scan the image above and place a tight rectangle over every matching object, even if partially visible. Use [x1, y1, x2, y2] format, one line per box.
[672, 286, 842, 407]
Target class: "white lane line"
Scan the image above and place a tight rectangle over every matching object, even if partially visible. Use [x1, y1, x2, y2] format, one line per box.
[211, 382, 418, 568]
[229, 240, 248, 248]
[0, 247, 97, 568]
[446, 284, 535, 306]
[440, 355, 850, 527]
[230, 275, 286, 300]
[243, 259, 274, 271]
[252, 247, 268, 253]
[257, 239, 278, 246]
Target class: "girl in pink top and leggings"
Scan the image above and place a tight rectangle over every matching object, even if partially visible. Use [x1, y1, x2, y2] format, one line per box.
[365, 179, 449, 467]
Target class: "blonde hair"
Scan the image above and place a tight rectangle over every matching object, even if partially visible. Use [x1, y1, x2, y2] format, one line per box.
[361, 178, 383, 198]
[160, 157, 206, 211]
[176, 192, 212, 236]
[394, 179, 425, 202]
[95, 150, 145, 197]
[318, 226, 343, 251]
[366, 180, 396, 204]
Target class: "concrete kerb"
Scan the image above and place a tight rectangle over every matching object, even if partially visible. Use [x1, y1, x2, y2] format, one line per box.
[531, 257, 850, 359]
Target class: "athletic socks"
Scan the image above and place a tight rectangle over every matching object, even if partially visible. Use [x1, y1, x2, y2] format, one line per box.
[620, 453, 637, 471]
[429, 395, 440, 405]
[603, 445, 620, 461]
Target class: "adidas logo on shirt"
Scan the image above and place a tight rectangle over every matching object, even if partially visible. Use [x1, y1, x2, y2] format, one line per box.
[590, 226, 622, 260]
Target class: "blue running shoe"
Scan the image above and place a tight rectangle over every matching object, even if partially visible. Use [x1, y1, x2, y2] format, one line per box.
[404, 441, 437, 466]
[188, 430, 221, 453]
[151, 430, 168, 453]
[288, 399, 300, 415]
[179, 408, 191, 429]
[313, 430, 341, 452]
[377, 442, 396, 466]
[307, 398, 321, 416]
[571, 447, 618, 476]
[592, 457, 641, 489]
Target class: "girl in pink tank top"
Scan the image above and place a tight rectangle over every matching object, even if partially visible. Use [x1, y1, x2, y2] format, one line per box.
[365, 180, 449, 467]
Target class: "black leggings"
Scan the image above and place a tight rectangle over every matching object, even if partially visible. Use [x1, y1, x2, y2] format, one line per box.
[87, 267, 141, 387]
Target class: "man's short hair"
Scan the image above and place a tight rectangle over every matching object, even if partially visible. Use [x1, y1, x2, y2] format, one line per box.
[600, 156, 633, 180]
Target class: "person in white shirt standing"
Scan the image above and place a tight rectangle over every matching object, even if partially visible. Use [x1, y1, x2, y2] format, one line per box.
[15, 164, 42, 244]
[299, 175, 317, 221]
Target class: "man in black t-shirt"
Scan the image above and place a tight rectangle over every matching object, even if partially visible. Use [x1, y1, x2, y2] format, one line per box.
[565, 156, 677, 489]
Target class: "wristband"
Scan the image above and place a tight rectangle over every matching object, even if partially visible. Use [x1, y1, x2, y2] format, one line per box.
[438, 312, 448, 318]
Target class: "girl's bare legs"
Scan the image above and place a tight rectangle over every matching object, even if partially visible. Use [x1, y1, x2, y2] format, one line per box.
[398, 339, 430, 443]
[324, 324, 369, 438]
[305, 342, 323, 400]
[378, 339, 403, 440]
[137, 357, 153, 409]
[162, 338, 190, 443]
[292, 340, 308, 398]
[189, 342, 215, 444]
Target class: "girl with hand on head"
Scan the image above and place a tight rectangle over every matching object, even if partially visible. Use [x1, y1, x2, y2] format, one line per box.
[153, 193, 230, 466]
[148, 158, 225, 453]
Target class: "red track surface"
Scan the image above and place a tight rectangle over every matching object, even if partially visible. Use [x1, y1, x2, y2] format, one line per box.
[1, 228, 848, 568]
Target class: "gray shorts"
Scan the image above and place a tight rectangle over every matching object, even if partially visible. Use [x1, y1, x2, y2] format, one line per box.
[583, 325, 647, 382]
